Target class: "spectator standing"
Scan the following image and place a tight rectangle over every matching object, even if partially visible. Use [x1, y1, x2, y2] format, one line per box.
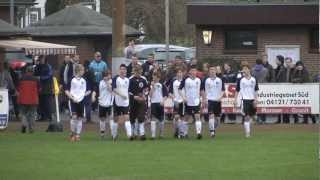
[142, 53, 155, 81]
[216, 65, 223, 79]
[59, 55, 75, 112]
[252, 58, 269, 83]
[275, 55, 290, 123]
[291, 61, 316, 124]
[252, 58, 268, 124]
[34, 56, 53, 124]
[89, 52, 108, 110]
[275, 55, 287, 83]
[83, 60, 96, 123]
[284, 57, 295, 82]
[17, 66, 39, 133]
[261, 53, 275, 82]
[127, 54, 141, 78]
[221, 63, 237, 123]
[124, 40, 135, 60]
[222, 63, 237, 83]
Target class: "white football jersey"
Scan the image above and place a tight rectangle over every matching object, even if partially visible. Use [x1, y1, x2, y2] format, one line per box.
[69, 77, 86, 103]
[150, 82, 168, 103]
[179, 76, 201, 106]
[202, 77, 225, 101]
[98, 79, 114, 107]
[236, 76, 259, 100]
[171, 79, 184, 103]
[112, 75, 129, 107]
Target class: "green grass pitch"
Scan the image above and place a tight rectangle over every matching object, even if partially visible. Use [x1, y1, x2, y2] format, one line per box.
[0, 123, 318, 180]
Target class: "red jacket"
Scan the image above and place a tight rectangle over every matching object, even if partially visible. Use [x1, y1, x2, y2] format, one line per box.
[17, 73, 40, 105]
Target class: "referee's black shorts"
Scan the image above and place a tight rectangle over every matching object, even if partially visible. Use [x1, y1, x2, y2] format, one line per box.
[129, 101, 146, 123]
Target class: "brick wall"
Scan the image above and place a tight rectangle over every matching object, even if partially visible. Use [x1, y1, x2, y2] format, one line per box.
[196, 26, 320, 76]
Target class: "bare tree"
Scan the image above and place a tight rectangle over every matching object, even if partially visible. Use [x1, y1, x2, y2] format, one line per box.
[101, 0, 194, 46]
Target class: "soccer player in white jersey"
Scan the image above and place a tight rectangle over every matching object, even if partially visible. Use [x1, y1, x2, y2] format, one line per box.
[234, 63, 259, 138]
[169, 68, 185, 138]
[65, 64, 90, 142]
[149, 72, 168, 139]
[98, 71, 113, 139]
[178, 65, 203, 139]
[201, 65, 225, 138]
[112, 64, 133, 141]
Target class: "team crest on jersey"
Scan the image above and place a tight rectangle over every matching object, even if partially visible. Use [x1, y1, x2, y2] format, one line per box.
[139, 82, 144, 88]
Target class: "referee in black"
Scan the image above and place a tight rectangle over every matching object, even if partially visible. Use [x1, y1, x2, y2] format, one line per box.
[129, 65, 148, 140]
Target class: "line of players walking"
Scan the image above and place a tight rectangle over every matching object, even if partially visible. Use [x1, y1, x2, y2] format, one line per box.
[66, 59, 258, 142]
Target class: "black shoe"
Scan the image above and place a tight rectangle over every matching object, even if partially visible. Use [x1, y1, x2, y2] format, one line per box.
[140, 135, 146, 141]
[210, 131, 216, 139]
[21, 126, 26, 133]
[29, 129, 34, 134]
[100, 131, 105, 139]
[197, 134, 202, 140]
[174, 131, 179, 138]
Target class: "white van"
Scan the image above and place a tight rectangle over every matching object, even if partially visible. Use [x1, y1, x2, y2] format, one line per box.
[133, 44, 187, 63]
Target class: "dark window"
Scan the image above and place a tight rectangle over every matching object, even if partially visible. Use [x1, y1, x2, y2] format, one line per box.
[225, 30, 257, 50]
[310, 28, 319, 50]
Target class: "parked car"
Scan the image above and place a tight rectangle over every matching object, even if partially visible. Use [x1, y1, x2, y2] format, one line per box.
[134, 44, 187, 64]
[154, 47, 195, 69]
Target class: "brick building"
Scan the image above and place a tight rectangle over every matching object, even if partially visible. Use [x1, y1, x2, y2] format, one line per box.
[24, 4, 141, 70]
[187, 1, 319, 76]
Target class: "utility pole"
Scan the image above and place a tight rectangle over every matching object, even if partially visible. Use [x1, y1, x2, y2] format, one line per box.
[112, 0, 126, 76]
[10, 0, 14, 25]
[165, 0, 170, 62]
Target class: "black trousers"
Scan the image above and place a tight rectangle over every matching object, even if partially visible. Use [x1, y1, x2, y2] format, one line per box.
[39, 94, 53, 121]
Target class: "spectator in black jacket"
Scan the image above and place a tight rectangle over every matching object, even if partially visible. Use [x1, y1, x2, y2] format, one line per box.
[59, 55, 75, 113]
[275, 55, 287, 82]
[222, 63, 237, 83]
[127, 54, 141, 78]
[291, 61, 316, 124]
[284, 57, 295, 83]
[275, 55, 289, 123]
[83, 60, 96, 123]
[142, 54, 155, 81]
[262, 53, 275, 82]
[34, 56, 53, 123]
[221, 63, 237, 123]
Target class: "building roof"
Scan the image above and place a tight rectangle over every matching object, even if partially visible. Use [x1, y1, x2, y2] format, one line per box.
[24, 5, 142, 37]
[0, 18, 27, 37]
[187, 2, 319, 25]
[0, 0, 36, 6]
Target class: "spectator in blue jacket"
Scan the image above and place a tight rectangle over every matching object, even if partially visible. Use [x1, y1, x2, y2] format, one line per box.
[34, 56, 53, 123]
[89, 52, 108, 110]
